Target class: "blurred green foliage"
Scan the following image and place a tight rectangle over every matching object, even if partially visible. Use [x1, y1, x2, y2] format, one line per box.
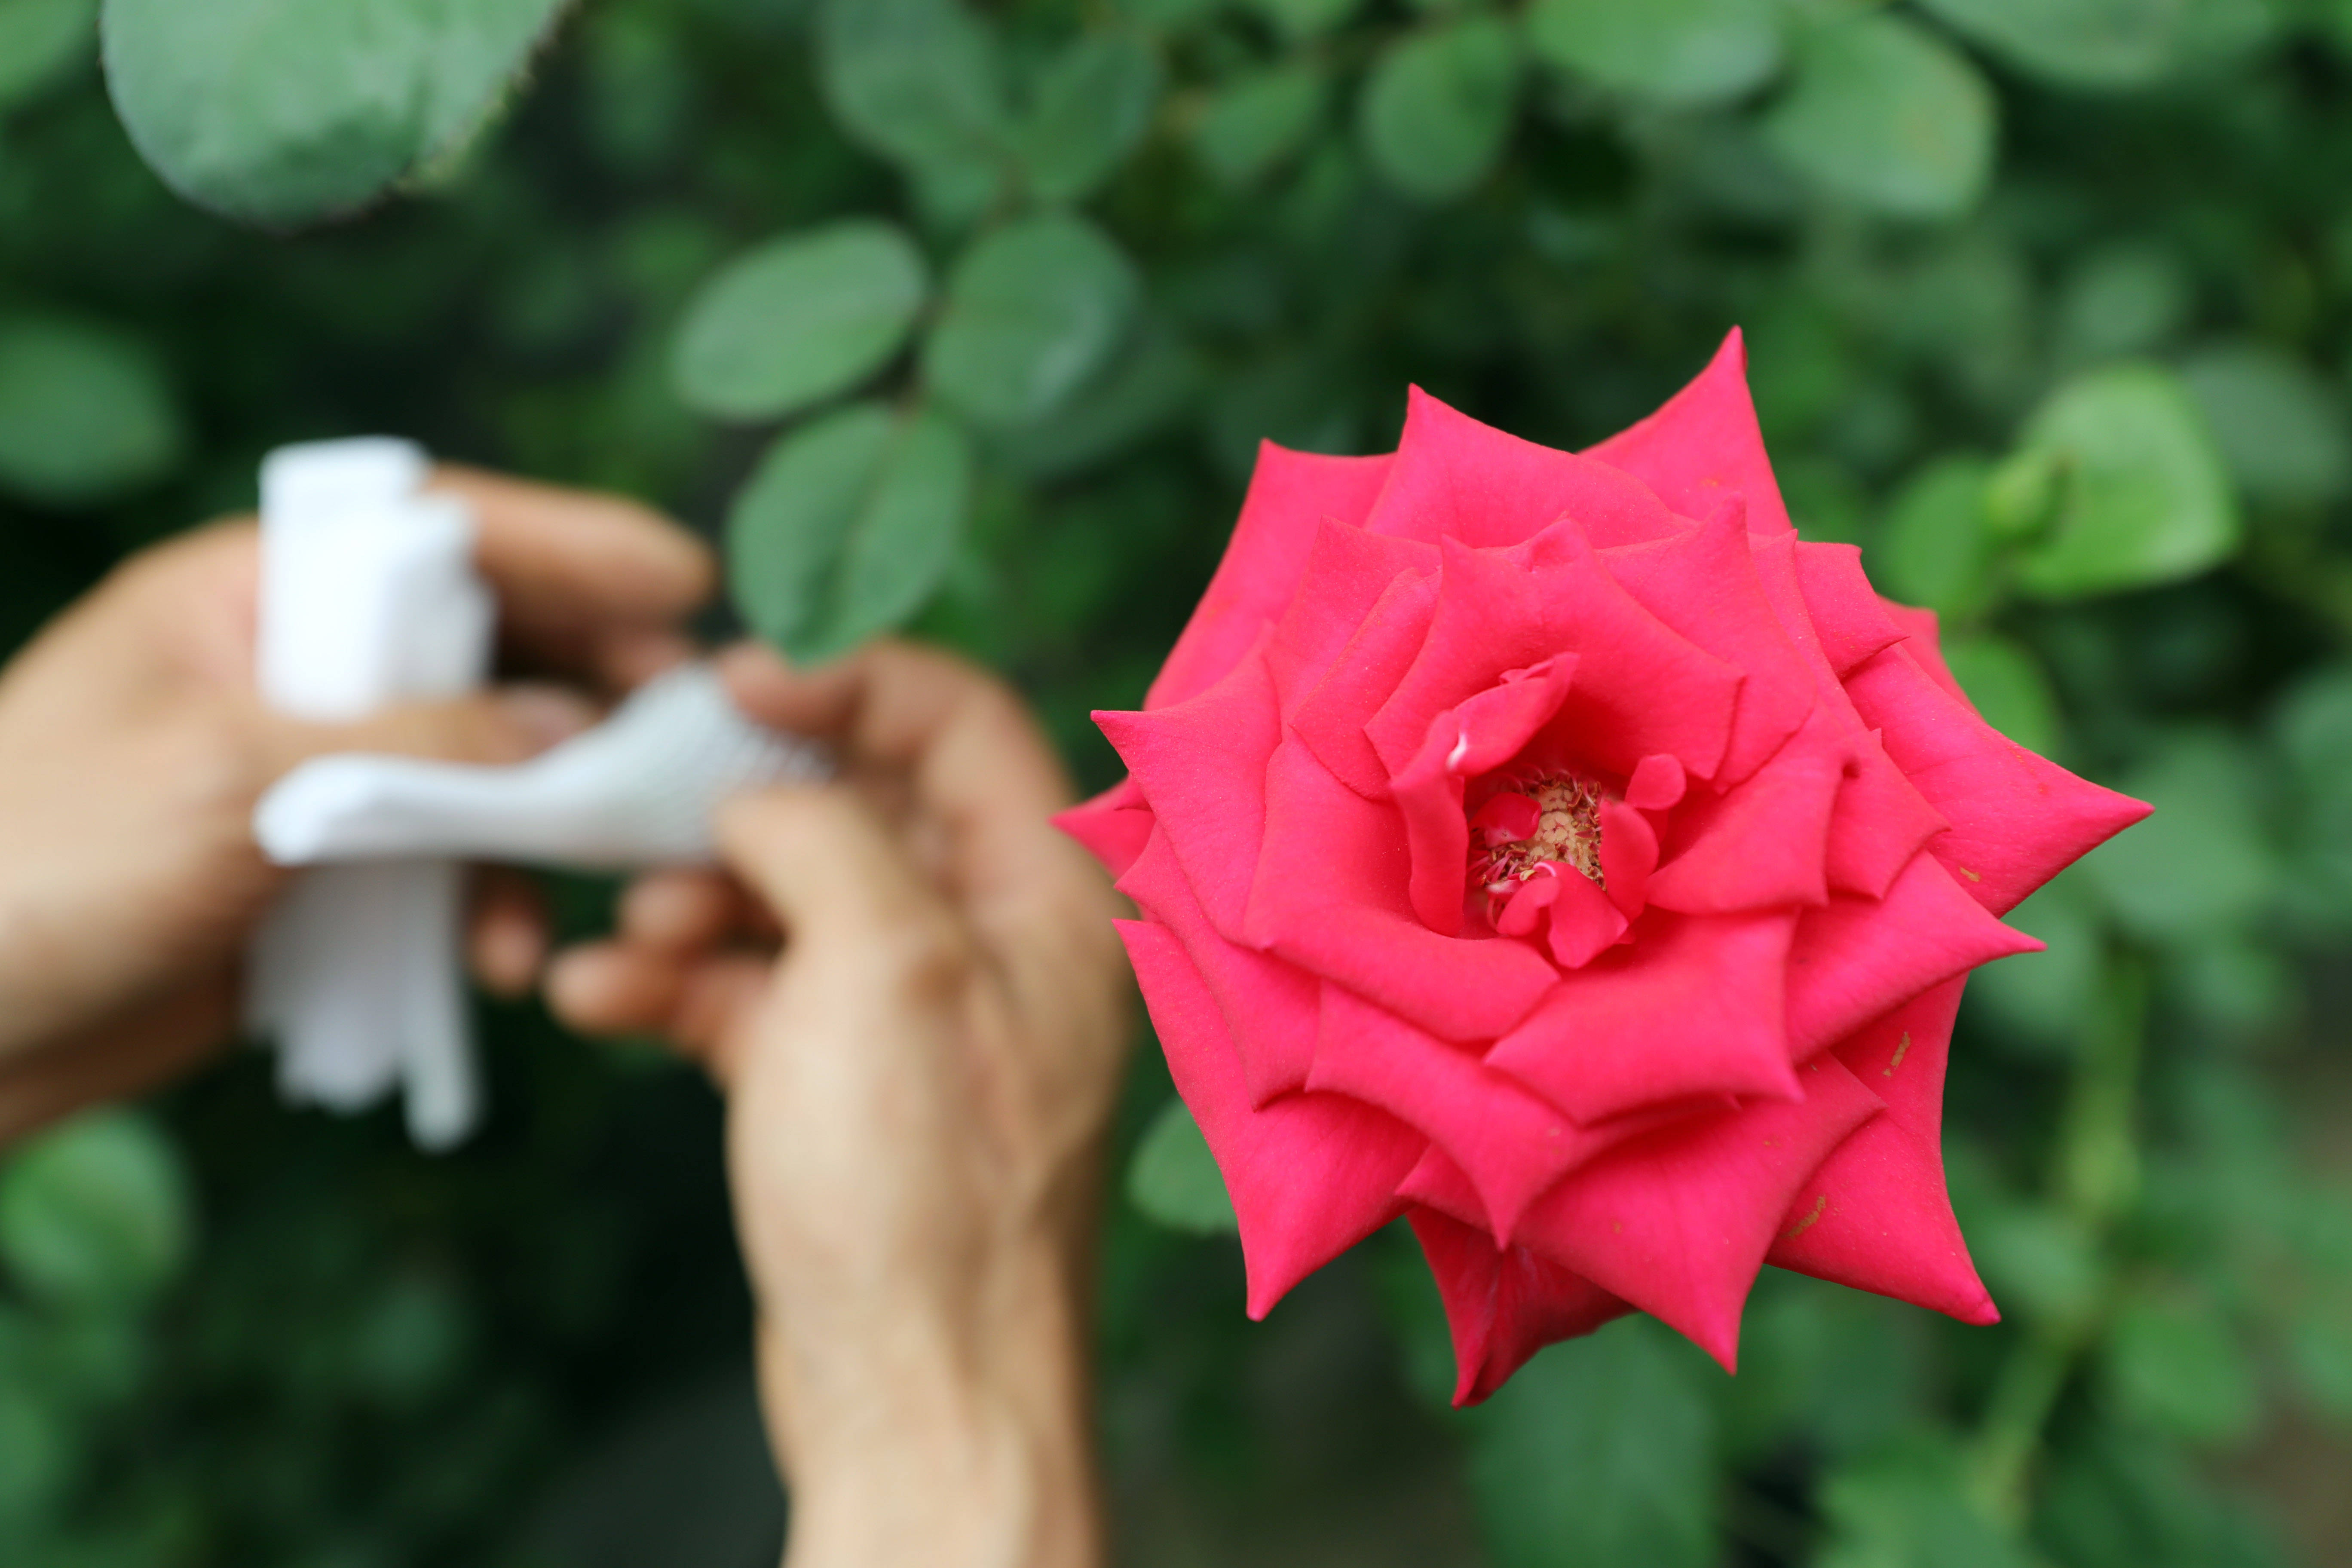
[4, 0, 2352, 1563]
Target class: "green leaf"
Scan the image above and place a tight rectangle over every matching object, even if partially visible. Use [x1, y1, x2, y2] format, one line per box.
[990, 316, 1205, 479]
[816, 0, 1007, 175]
[2102, 1292, 2260, 1446]
[1525, 0, 1782, 107]
[1875, 454, 2001, 621]
[2178, 342, 2352, 508]
[0, 1109, 193, 1306]
[1015, 31, 1161, 204]
[2079, 730, 2275, 945]
[1241, 0, 1365, 43]
[924, 214, 1140, 429]
[1358, 17, 1520, 204]
[1942, 631, 2060, 756]
[1816, 1438, 2033, 1568]
[1191, 62, 1329, 189]
[1464, 1320, 1716, 1568]
[101, 0, 570, 227]
[726, 401, 973, 664]
[0, 314, 184, 507]
[1967, 870, 2102, 1054]
[670, 221, 928, 423]
[0, 0, 94, 109]
[1917, 0, 2274, 92]
[1973, 1201, 2104, 1324]
[1126, 1097, 1236, 1233]
[1760, 13, 1995, 221]
[2012, 364, 2242, 599]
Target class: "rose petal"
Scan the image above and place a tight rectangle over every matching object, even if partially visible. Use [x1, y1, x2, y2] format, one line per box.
[1289, 568, 1443, 799]
[1596, 797, 1657, 918]
[1844, 645, 2153, 916]
[1544, 868, 1629, 968]
[1118, 827, 1318, 1106]
[1053, 775, 1155, 881]
[1363, 386, 1690, 550]
[1410, 1206, 1632, 1406]
[1489, 910, 1803, 1123]
[1600, 497, 1816, 785]
[1767, 977, 1998, 1326]
[1247, 737, 1557, 1040]
[1880, 597, 1970, 705]
[1311, 983, 1613, 1241]
[1149, 447, 1393, 710]
[1097, 639, 1281, 939]
[1624, 753, 1688, 812]
[1583, 328, 1794, 537]
[1266, 517, 1441, 710]
[1514, 1054, 1884, 1370]
[1824, 730, 1949, 900]
[1647, 716, 1847, 915]
[1792, 541, 1905, 675]
[1391, 657, 1579, 934]
[1783, 852, 2042, 1060]
[1119, 919, 1424, 1319]
[1368, 525, 1744, 786]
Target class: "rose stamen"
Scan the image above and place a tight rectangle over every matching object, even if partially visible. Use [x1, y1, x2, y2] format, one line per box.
[1471, 774, 1605, 894]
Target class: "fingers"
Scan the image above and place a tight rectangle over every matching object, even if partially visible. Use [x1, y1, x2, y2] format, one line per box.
[715, 786, 965, 968]
[469, 870, 549, 998]
[545, 940, 771, 1073]
[250, 683, 596, 782]
[718, 641, 1084, 912]
[0, 971, 237, 1148]
[427, 466, 714, 685]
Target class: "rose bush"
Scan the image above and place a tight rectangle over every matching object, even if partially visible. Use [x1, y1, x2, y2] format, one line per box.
[1061, 333, 2151, 1404]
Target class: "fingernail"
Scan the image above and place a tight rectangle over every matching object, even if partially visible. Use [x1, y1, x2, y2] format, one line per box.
[496, 685, 598, 748]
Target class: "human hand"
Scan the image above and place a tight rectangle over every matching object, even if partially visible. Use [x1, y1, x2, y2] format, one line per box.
[0, 469, 712, 1141]
[545, 642, 1132, 1568]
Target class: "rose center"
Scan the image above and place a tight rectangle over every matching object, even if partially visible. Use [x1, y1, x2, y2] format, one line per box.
[1470, 774, 1605, 893]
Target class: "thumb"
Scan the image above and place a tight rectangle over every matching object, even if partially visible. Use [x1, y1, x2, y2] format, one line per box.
[253, 684, 597, 781]
[715, 787, 965, 970]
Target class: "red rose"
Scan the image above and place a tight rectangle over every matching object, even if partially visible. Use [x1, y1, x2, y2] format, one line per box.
[1059, 332, 2149, 1403]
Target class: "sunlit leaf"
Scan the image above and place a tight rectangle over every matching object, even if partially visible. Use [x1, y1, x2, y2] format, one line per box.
[2079, 730, 2275, 944]
[727, 401, 973, 664]
[1761, 12, 1995, 220]
[1525, 0, 1781, 107]
[1876, 454, 2000, 621]
[815, 0, 1007, 174]
[1919, 0, 2275, 91]
[102, 0, 570, 226]
[2179, 342, 2352, 508]
[670, 221, 928, 422]
[1358, 16, 1520, 203]
[1127, 1097, 1236, 1233]
[1015, 31, 1161, 204]
[1191, 61, 1328, 189]
[0, 314, 183, 507]
[924, 214, 1139, 429]
[1817, 1438, 2033, 1568]
[0, 0, 93, 108]
[0, 1109, 193, 1307]
[2012, 364, 2242, 598]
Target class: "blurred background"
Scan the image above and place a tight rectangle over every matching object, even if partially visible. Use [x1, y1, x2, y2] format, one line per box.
[3, 0, 2351, 1563]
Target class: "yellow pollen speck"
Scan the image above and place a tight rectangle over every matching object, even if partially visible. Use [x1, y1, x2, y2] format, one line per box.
[1959, 866, 1981, 883]
[1784, 1194, 1828, 1240]
[1611, 1220, 1623, 1235]
[1885, 1032, 1911, 1076]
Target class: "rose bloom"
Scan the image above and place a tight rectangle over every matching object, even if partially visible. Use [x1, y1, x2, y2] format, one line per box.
[1059, 333, 2151, 1403]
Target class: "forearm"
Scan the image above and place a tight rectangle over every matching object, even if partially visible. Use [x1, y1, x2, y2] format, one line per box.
[768, 1243, 1101, 1568]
